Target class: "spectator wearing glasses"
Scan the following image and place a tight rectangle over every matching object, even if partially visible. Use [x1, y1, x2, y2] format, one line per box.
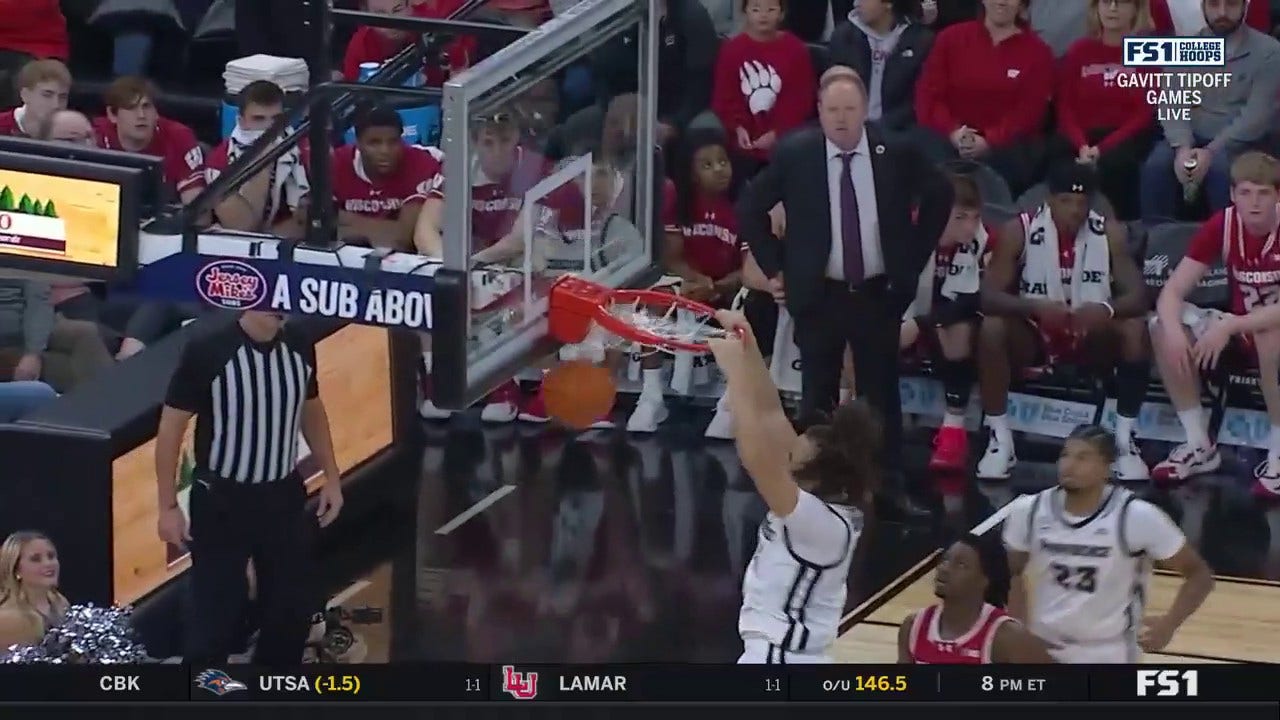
[94, 76, 207, 206]
[1139, 0, 1280, 222]
[828, 0, 934, 145]
[0, 59, 69, 138]
[913, 0, 1053, 197]
[36, 109, 94, 145]
[1051, 0, 1157, 221]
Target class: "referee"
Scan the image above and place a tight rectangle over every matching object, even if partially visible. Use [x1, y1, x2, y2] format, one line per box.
[154, 310, 344, 665]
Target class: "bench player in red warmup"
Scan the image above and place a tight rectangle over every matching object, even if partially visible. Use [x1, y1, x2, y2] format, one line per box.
[1151, 151, 1280, 499]
[899, 533, 1052, 664]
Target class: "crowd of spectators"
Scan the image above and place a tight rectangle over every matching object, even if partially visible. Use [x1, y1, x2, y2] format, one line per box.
[1, 0, 1279, 423]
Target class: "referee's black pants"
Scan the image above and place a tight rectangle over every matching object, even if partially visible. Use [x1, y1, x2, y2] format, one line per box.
[185, 471, 317, 666]
[792, 277, 904, 482]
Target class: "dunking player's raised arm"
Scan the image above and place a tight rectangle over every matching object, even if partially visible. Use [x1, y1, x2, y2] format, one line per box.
[706, 311, 800, 516]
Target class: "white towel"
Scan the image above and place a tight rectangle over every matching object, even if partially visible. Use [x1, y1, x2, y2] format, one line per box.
[226, 124, 310, 226]
[769, 306, 803, 395]
[1019, 204, 1111, 306]
[906, 222, 989, 319]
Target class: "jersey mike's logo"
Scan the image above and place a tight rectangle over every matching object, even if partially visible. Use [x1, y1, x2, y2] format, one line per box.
[197, 259, 267, 310]
[501, 666, 538, 700]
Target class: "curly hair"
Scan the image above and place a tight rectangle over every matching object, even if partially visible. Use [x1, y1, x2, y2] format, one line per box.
[793, 400, 883, 507]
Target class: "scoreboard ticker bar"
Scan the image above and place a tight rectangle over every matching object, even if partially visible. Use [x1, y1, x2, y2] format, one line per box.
[0, 665, 1273, 703]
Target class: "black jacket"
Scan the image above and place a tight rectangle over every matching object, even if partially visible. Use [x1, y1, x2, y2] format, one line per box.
[737, 124, 953, 317]
[591, 0, 718, 129]
[786, 0, 855, 43]
[828, 19, 933, 134]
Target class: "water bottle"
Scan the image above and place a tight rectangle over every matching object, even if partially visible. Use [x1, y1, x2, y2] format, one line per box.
[358, 62, 381, 82]
[1183, 157, 1200, 203]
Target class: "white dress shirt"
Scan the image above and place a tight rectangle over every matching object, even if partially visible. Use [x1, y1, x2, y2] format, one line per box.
[824, 132, 884, 281]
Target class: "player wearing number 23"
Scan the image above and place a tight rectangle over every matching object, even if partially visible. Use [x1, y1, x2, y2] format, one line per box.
[1002, 426, 1215, 663]
[1151, 153, 1280, 497]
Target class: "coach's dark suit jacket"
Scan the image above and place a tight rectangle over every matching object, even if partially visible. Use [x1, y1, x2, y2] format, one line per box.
[737, 124, 953, 318]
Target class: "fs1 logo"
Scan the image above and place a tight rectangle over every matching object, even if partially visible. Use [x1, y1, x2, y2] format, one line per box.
[502, 665, 539, 700]
[1136, 669, 1199, 697]
[1123, 37, 1224, 67]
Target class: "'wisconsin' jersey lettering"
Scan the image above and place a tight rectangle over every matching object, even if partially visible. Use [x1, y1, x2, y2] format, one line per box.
[1018, 486, 1148, 648]
[739, 492, 862, 659]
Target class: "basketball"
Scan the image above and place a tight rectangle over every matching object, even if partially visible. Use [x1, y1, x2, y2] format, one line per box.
[541, 360, 617, 429]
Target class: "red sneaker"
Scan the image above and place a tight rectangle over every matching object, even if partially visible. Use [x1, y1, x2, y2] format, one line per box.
[929, 425, 969, 473]
[1252, 459, 1280, 501]
[518, 389, 550, 423]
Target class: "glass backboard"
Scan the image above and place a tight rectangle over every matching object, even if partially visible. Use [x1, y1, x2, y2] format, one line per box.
[434, 0, 659, 408]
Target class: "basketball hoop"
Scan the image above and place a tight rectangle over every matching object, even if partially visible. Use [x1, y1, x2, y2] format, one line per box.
[549, 275, 732, 354]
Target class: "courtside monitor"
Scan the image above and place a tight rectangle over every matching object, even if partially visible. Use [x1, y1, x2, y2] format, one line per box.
[0, 135, 167, 217]
[0, 151, 142, 283]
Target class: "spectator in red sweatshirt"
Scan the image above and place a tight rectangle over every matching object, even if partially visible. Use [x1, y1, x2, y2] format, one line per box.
[1150, 0, 1270, 35]
[711, 0, 816, 177]
[0, 0, 67, 109]
[342, 0, 475, 87]
[1051, 0, 1156, 220]
[913, 0, 1053, 196]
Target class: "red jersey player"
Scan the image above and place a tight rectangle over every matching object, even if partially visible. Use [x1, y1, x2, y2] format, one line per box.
[900, 534, 1052, 664]
[978, 162, 1150, 483]
[0, 58, 69, 137]
[94, 76, 206, 205]
[1152, 151, 1280, 498]
[899, 174, 996, 475]
[332, 103, 445, 252]
[466, 110, 585, 265]
[205, 81, 309, 238]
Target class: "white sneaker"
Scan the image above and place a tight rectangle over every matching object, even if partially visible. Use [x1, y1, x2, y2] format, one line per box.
[1112, 438, 1149, 481]
[418, 398, 454, 421]
[705, 405, 733, 439]
[480, 381, 520, 423]
[976, 432, 1016, 480]
[626, 394, 669, 433]
[1152, 443, 1221, 486]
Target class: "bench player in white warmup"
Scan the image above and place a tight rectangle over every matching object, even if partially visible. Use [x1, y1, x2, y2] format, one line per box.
[708, 311, 870, 664]
[1002, 425, 1215, 663]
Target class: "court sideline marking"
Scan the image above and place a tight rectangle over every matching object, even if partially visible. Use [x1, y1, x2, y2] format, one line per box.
[838, 497, 1018, 634]
[434, 484, 518, 535]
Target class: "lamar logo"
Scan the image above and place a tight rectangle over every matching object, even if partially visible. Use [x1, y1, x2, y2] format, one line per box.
[1137, 669, 1199, 697]
[502, 666, 539, 700]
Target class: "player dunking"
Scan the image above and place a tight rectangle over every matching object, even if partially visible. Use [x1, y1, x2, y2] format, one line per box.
[899, 534, 1052, 663]
[707, 311, 871, 664]
[1002, 425, 1215, 663]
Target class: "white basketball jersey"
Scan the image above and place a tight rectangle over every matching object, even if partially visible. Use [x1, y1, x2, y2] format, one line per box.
[739, 494, 862, 658]
[1020, 486, 1150, 649]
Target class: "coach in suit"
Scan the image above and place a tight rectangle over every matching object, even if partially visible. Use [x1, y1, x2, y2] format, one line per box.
[737, 69, 952, 516]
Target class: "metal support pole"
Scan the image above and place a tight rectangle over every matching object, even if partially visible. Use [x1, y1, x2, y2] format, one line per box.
[306, 0, 337, 248]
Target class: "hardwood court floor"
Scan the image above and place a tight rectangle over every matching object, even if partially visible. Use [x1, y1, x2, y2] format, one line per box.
[832, 555, 1280, 664]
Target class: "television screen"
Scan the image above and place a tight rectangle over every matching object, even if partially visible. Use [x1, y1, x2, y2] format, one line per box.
[0, 152, 141, 282]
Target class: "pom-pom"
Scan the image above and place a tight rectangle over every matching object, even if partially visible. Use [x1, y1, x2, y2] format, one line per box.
[1, 604, 150, 663]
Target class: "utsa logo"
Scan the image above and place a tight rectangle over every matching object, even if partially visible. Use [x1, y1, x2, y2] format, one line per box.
[502, 666, 539, 700]
[195, 669, 248, 696]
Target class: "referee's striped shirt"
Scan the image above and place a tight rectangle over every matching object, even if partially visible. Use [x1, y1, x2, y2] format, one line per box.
[164, 320, 319, 483]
